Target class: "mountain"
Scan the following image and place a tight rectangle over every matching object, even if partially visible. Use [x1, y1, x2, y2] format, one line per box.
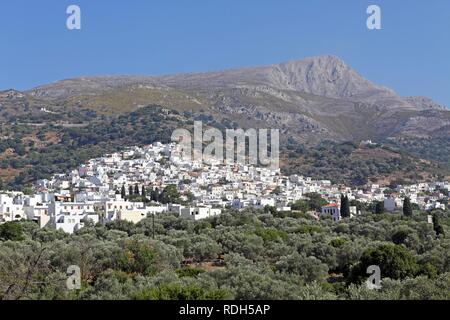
[157, 55, 396, 100]
[404, 96, 447, 110]
[1, 55, 449, 188]
[27, 55, 449, 143]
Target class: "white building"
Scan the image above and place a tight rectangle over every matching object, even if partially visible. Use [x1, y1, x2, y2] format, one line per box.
[49, 200, 99, 234]
[0, 194, 25, 223]
[321, 204, 341, 222]
[180, 207, 221, 220]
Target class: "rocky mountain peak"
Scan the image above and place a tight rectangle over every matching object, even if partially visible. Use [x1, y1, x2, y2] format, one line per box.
[267, 55, 395, 100]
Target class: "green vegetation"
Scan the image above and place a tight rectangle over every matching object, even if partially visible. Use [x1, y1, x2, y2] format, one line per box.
[132, 283, 230, 300]
[283, 140, 448, 186]
[291, 200, 309, 212]
[304, 193, 328, 211]
[0, 209, 449, 300]
[349, 244, 419, 283]
[1, 105, 448, 191]
[386, 137, 450, 166]
[159, 185, 182, 205]
[0, 221, 24, 241]
[176, 267, 206, 278]
[403, 197, 413, 217]
[375, 201, 385, 215]
[0, 106, 191, 190]
[340, 195, 350, 218]
[432, 213, 446, 237]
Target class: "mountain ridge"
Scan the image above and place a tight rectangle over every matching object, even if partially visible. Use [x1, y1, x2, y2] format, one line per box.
[26, 55, 404, 101]
[1, 55, 450, 188]
[7, 55, 448, 144]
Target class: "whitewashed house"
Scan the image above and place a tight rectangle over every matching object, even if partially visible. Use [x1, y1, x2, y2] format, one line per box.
[321, 203, 341, 222]
[180, 207, 221, 220]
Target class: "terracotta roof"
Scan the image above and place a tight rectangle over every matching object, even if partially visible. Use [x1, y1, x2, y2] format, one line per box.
[324, 203, 339, 207]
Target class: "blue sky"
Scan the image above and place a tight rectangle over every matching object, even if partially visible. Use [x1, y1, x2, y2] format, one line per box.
[1, 0, 449, 106]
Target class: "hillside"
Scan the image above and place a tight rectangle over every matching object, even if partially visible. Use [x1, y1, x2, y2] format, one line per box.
[1, 55, 450, 189]
[26, 56, 449, 144]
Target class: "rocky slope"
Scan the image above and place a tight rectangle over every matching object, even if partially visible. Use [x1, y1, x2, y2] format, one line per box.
[1, 56, 450, 188]
[25, 55, 448, 144]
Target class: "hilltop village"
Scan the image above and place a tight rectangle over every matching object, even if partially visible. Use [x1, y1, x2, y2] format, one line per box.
[0, 142, 448, 233]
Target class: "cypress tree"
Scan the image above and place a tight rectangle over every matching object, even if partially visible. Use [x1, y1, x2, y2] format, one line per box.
[340, 195, 351, 218]
[150, 189, 156, 202]
[345, 196, 351, 217]
[151, 188, 160, 202]
[134, 184, 140, 196]
[432, 214, 445, 237]
[403, 197, 413, 217]
[121, 184, 126, 199]
[142, 185, 147, 198]
[129, 185, 133, 197]
[375, 201, 384, 215]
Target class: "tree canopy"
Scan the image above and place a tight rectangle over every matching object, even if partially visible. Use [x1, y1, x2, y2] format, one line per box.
[0, 208, 449, 300]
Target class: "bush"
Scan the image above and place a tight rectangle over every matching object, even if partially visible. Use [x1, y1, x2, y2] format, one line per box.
[349, 244, 419, 283]
[0, 221, 25, 241]
[132, 283, 229, 300]
[176, 267, 205, 278]
[116, 240, 159, 276]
